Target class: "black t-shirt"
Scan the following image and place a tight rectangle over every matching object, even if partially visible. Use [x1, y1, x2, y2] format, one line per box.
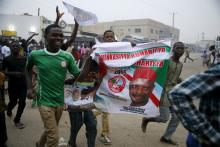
[2, 55, 27, 85]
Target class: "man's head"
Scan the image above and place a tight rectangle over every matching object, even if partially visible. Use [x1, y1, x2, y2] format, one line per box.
[103, 30, 115, 42]
[44, 24, 64, 52]
[10, 41, 21, 56]
[129, 67, 157, 107]
[172, 42, 185, 59]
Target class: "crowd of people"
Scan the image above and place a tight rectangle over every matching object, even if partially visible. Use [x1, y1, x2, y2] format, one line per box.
[0, 7, 219, 147]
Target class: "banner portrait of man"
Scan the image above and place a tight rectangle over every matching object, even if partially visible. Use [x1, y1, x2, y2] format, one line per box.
[129, 67, 157, 107]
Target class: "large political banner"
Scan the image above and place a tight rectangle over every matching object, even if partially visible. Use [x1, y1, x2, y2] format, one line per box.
[92, 41, 172, 117]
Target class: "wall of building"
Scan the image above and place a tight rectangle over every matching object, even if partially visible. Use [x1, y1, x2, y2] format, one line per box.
[81, 18, 180, 41]
[0, 14, 179, 43]
[0, 14, 42, 42]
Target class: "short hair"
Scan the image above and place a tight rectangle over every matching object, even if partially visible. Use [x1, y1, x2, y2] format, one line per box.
[44, 24, 61, 36]
[209, 45, 215, 51]
[173, 42, 184, 49]
[10, 40, 21, 49]
[103, 30, 114, 36]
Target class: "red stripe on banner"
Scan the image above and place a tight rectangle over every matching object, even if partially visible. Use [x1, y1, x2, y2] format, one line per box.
[123, 73, 133, 81]
[99, 57, 107, 77]
[149, 93, 160, 107]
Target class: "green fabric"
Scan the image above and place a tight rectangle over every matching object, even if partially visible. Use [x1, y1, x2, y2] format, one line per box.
[26, 49, 80, 107]
[160, 59, 183, 107]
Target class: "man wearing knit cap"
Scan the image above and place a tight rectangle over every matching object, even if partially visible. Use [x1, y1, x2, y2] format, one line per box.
[129, 67, 157, 107]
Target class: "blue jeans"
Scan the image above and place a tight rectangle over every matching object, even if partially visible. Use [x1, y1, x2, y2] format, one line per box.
[68, 110, 97, 147]
[161, 107, 180, 140]
[150, 106, 180, 140]
[186, 133, 200, 147]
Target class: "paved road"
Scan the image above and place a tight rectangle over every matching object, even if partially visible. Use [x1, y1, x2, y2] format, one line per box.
[5, 53, 207, 147]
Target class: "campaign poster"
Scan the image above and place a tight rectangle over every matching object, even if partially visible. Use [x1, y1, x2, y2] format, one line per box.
[92, 41, 171, 117]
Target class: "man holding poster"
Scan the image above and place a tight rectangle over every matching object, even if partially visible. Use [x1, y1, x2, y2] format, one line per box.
[141, 42, 185, 145]
[129, 67, 157, 107]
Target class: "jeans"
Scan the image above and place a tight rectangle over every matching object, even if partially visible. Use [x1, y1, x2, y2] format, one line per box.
[186, 133, 201, 147]
[150, 106, 180, 140]
[161, 108, 180, 140]
[153, 106, 170, 123]
[38, 105, 63, 147]
[69, 110, 97, 147]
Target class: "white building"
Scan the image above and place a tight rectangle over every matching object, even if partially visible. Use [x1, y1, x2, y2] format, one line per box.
[0, 14, 42, 41]
[0, 14, 74, 42]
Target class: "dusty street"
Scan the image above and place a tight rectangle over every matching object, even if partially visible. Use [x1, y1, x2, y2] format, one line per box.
[6, 53, 207, 147]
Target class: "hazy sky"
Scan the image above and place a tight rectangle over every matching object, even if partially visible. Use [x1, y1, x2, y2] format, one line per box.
[0, 0, 219, 43]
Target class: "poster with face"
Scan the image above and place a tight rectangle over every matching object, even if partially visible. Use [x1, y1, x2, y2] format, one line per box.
[92, 41, 171, 117]
[64, 82, 96, 106]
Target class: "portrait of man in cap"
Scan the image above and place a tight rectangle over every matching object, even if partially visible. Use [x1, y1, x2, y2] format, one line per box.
[129, 67, 157, 107]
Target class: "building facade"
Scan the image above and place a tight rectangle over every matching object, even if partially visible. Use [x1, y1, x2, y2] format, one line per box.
[0, 14, 180, 43]
[81, 18, 180, 41]
[0, 14, 74, 42]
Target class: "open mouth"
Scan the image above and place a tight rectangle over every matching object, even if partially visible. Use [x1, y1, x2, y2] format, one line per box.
[54, 41, 62, 46]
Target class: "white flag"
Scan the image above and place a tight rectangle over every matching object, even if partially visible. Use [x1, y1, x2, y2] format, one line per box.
[63, 1, 98, 26]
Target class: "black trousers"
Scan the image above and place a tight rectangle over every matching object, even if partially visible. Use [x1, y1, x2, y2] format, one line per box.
[7, 83, 27, 122]
[0, 111, 7, 146]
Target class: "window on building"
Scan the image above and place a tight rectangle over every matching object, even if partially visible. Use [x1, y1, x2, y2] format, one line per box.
[150, 29, 154, 34]
[128, 29, 131, 32]
[135, 28, 141, 33]
[159, 30, 163, 34]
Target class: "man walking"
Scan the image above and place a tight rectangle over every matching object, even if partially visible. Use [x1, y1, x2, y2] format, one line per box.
[3, 41, 27, 129]
[26, 23, 80, 147]
[141, 42, 185, 145]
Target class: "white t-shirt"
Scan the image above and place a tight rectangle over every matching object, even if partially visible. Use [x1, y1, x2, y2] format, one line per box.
[1, 45, 11, 57]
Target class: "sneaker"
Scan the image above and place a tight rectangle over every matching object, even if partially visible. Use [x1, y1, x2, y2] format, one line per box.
[6, 111, 12, 117]
[160, 137, 178, 145]
[14, 122, 25, 129]
[58, 137, 68, 146]
[141, 117, 150, 133]
[100, 135, 112, 145]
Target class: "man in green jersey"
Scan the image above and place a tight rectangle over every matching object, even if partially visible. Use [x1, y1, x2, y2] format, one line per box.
[26, 24, 80, 147]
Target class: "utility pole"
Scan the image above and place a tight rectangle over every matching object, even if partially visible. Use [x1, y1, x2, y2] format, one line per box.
[171, 12, 177, 39]
[201, 32, 205, 40]
[38, 8, 40, 16]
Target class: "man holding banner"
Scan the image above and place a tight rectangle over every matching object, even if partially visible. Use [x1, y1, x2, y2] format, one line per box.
[141, 42, 185, 145]
[93, 30, 116, 145]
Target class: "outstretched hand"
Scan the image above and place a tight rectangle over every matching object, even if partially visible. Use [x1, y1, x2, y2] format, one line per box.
[56, 6, 64, 23]
[74, 18, 79, 26]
